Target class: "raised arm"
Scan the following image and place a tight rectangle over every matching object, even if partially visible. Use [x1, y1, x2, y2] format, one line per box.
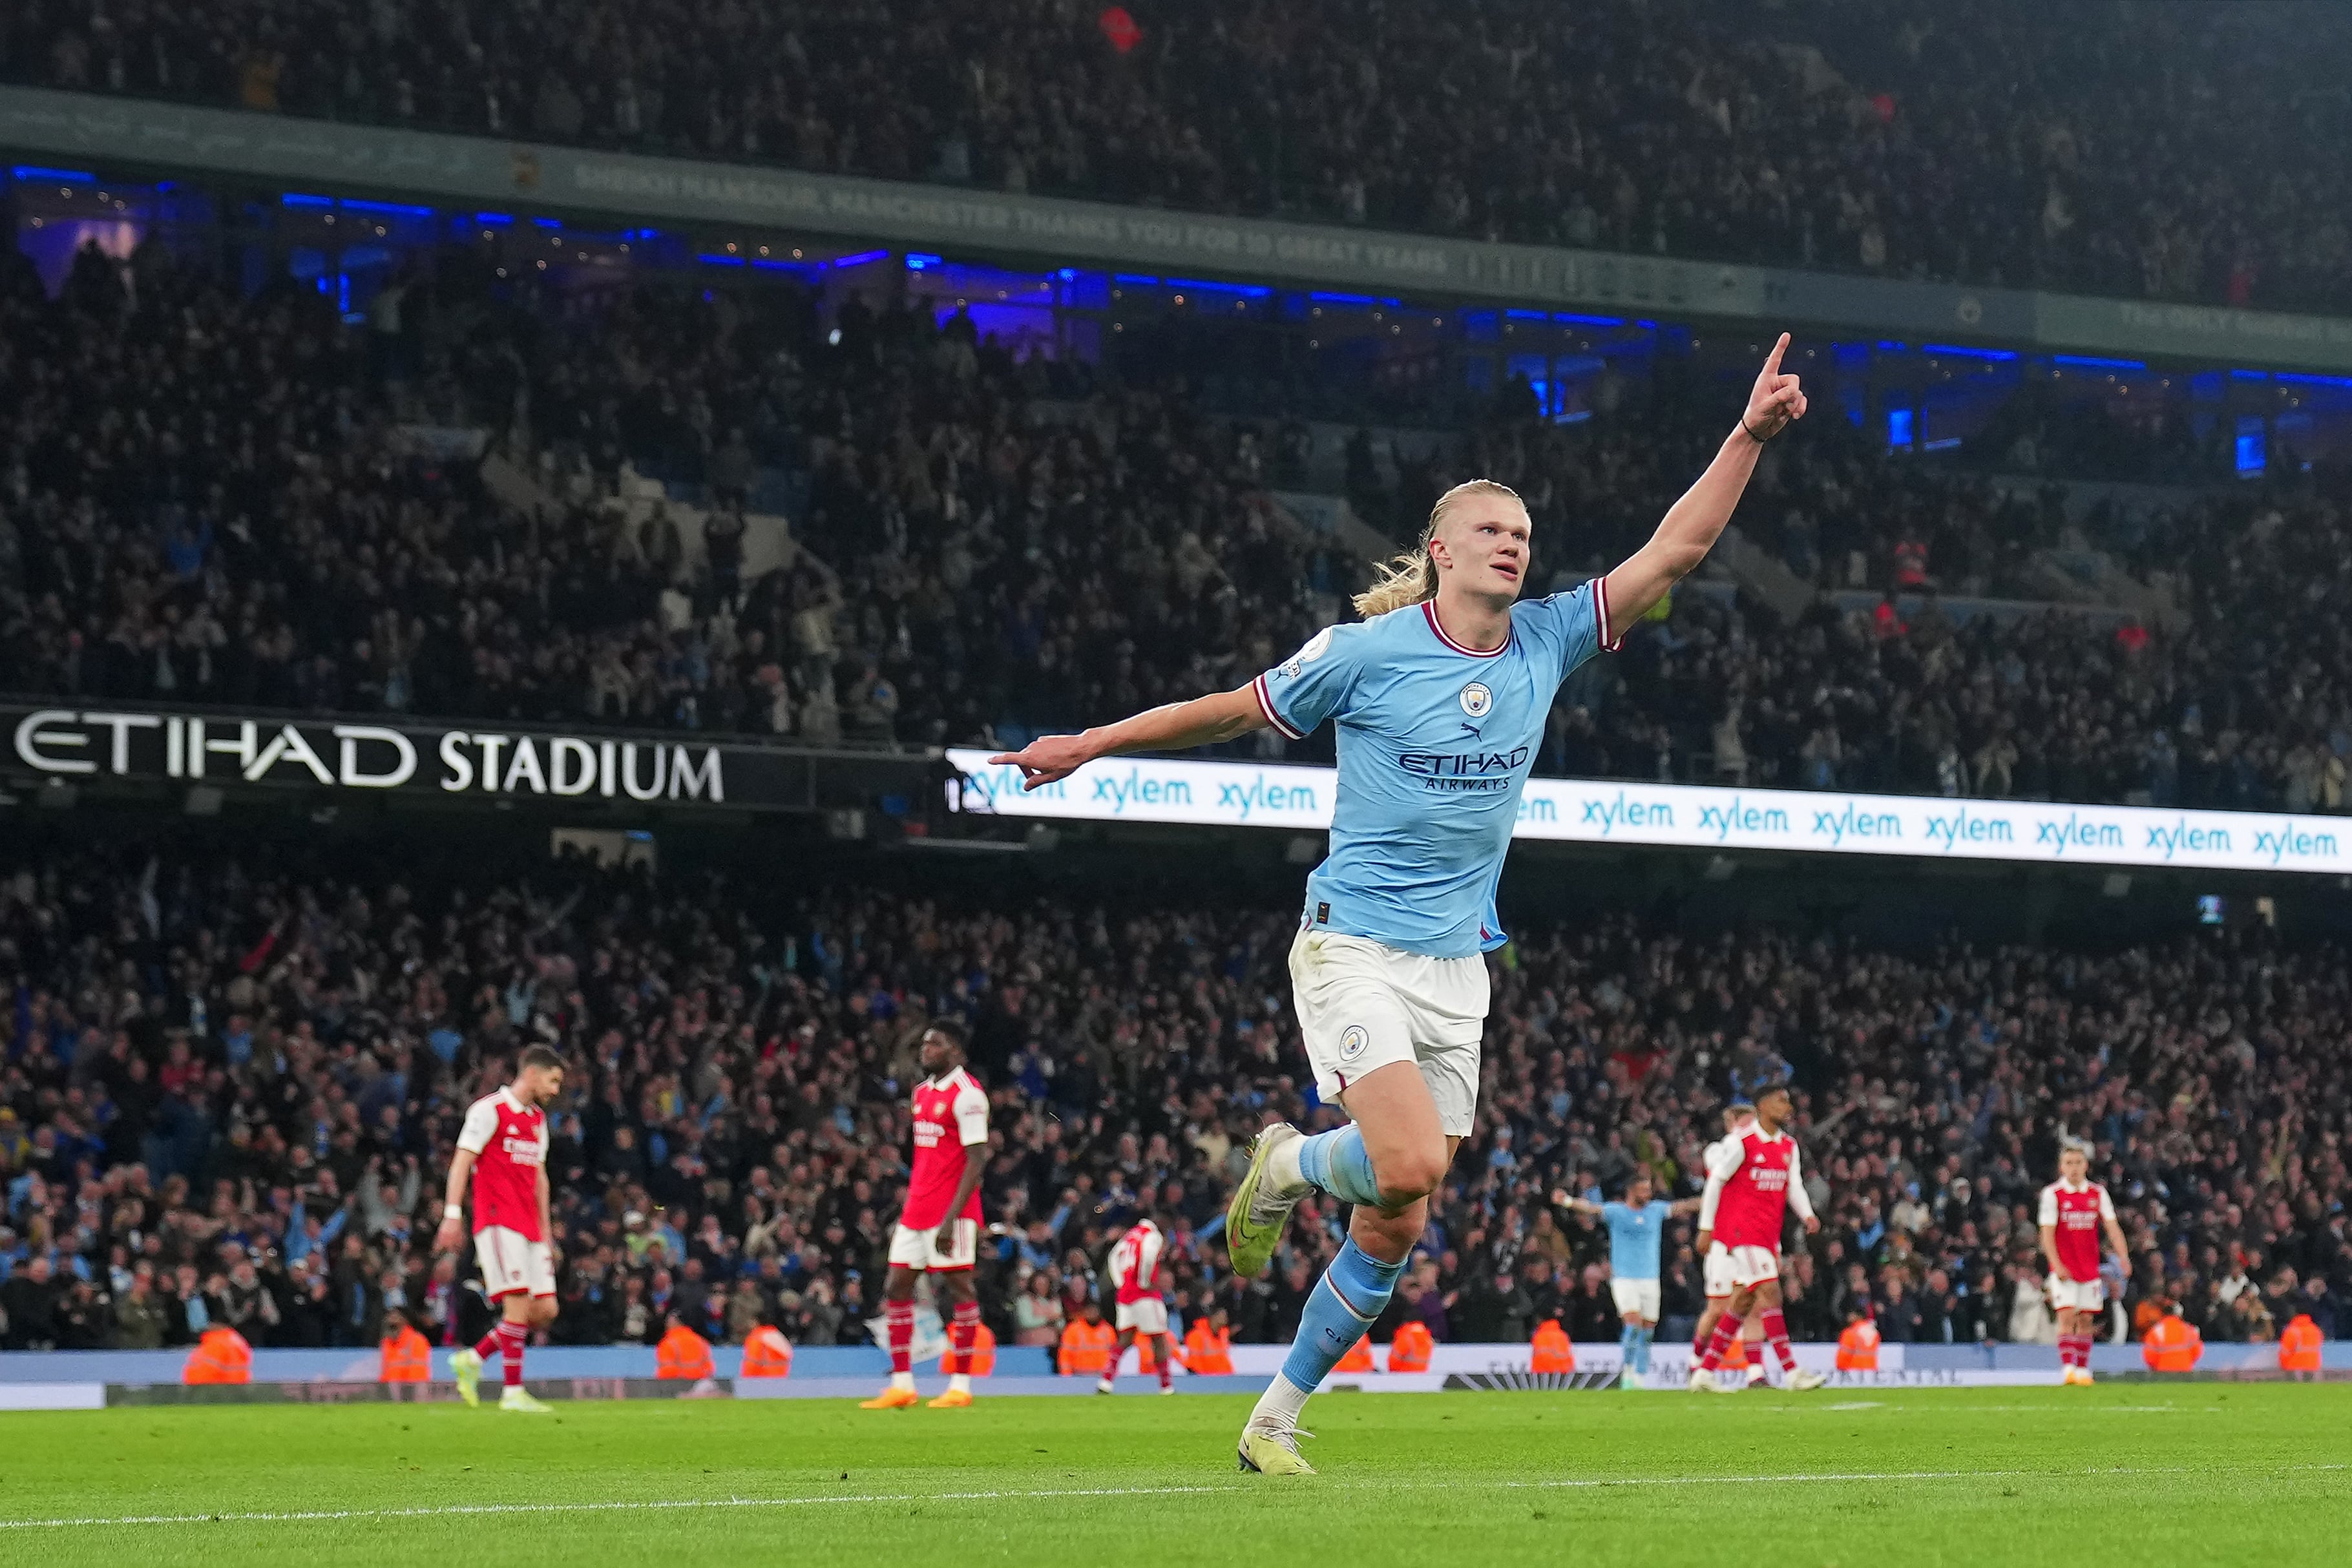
[1602, 333, 1807, 629]
[990, 685, 1268, 790]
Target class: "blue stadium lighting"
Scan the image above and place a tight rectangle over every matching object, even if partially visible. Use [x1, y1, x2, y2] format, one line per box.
[476, 212, 514, 225]
[1878, 340, 1906, 351]
[1506, 308, 1549, 322]
[2236, 417, 2266, 475]
[2274, 372, 2352, 389]
[530, 217, 562, 230]
[903, 253, 942, 269]
[1164, 278, 1273, 298]
[280, 193, 336, 209]
[1920, 344, 2019, 361]
[1887, 408, 1915, 448]
[1114, 273, 1162, 286]
[2051, 354, 2145, 370]
[1636, 320, 1657, 329]
[1312, 291, 1377, 306]
[697, 253, 746, 267]
[12, 165, 97, 183]
[833, 249, 888, 267]
[1553, 313, 1623, 327]
[342, 198, 432, 217]
[1056, 268, 1078, 281]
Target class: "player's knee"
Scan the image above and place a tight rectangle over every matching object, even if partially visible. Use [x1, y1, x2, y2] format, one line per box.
[1376, 1142, 1448, 1205]
[530, 1297, 558, 1328]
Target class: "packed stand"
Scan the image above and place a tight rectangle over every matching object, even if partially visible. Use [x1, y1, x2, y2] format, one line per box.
[15, 231, 2352, 812]
[1, 846, 2344, 1357]
[12, 0, 2352, 311]
[0, 239, 1338, 751]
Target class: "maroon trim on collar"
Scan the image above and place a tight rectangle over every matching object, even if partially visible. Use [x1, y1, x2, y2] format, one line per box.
[1422, 600, 1509, 658]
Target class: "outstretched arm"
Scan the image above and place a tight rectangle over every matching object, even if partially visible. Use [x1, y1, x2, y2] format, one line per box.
[989, 685, 1267, 791]
[1602, 333, 1807, 630]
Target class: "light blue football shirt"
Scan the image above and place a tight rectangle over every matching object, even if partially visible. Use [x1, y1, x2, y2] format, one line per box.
[1601, 1199, 1674, 1281]
[1254, 586, 1612, 958]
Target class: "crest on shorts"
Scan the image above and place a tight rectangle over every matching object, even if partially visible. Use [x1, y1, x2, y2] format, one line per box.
[1339, 1024, 1369, 1061]
[1459, 681, 1493, 718]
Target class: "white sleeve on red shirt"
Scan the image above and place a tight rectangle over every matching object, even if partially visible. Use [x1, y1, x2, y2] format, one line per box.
[952, 1076, 989, 1147]
[2037, 1184, 2059, 1227]
[1697, 1136, 1743, 1229]
[456, 1094, 499, 1155]
[1785, 1142, 1815, 1221]
[2096, 1184, 2117, 1222]
[1137, 1225, 1164, 1288]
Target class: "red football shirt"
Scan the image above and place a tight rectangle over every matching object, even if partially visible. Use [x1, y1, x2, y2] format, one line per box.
[1109, 1220, 1166, 1304]
[1705, 1128, 1811, 1250]
[457, 1087, 549, 1240]
[2039, 1178, 2116, 1282]
[901, 1067, 989, 1229]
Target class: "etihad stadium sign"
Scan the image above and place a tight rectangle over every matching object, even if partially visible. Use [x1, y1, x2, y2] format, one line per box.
[945, 749, 2352, 876]
[1, 704, 923, 813]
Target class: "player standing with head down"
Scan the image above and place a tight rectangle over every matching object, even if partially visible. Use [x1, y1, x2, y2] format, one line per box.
[1692, 1082, 1826, 1392]
[1100, 1209, 1179, 1395]
[1686, 1099, 1761, 1386]
[992, 339, 1807, 1474]
[439, 1045, 565, 1414]
[862, 1020, 990, 1410]
[2042, 1138, 2129, 1386]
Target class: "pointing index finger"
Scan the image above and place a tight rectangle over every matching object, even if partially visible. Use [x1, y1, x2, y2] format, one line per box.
[1761, 331, 1790, 377]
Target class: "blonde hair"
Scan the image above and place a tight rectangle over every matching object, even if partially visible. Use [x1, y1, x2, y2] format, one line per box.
[1352, 478, 1526, 618]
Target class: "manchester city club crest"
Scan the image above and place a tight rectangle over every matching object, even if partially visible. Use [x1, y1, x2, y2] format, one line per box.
[1339, 1024, 1369, 1061]
[1459, 682, 1493, 718]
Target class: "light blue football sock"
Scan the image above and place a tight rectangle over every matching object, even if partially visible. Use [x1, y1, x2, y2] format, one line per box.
[1279, 1240, 1405, 1392]
[1632, 1324, 1654, 1375]
[1621, 1320, 1643, 1374]
[1294, 1125, 1384, 1207]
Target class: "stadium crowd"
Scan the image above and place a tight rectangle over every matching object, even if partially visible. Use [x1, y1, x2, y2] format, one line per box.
[9, 0, 2352, 310]
[0, 845, 2344, 1357]
[10, 235, 2352, 817]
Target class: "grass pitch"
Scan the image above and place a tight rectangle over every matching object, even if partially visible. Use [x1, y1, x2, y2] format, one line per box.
[3, 1385, 2347, 1565]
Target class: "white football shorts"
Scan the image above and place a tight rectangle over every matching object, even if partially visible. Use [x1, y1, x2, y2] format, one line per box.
[1290, 928, 1487, 1137]
[1115, 1297, 1170, 1335]
[2046, 1273, 2105, 1313]
[1610, 1278, 1663, 1322]
[474, 1226, 555, 1299]
[1709, 1242, 1779, 1290]
[887, 1218, 978, 1272]
[1703, 1244, 1736, 1298]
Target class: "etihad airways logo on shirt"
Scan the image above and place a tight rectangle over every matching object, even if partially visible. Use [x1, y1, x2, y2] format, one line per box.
[1400, 745, 1530, 779]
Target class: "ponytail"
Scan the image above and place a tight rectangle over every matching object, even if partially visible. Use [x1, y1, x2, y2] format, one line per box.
[1351, 478, 1524, 619]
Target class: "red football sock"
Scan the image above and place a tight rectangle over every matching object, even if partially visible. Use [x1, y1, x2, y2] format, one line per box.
[1157, 1340, 1174, 1391]
[1761, 1308, 1798, 1373]
[473, 1324, 503, 1359]
[1699, 1313, 1741, 1372]
[496, 1320, 528, 1388]
[1694, 1310, 1720, 1359]
[949, 1301, 981, 1375]
[886, 1299, 915, 1375]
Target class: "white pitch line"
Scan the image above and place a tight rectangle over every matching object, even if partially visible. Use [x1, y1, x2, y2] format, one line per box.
[3, 1464, 2343, 1532]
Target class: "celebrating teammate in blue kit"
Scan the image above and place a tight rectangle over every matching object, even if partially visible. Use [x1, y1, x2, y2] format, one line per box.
[1554, 1172, 1702, 1388]
[990, 335, 1807, 1475]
